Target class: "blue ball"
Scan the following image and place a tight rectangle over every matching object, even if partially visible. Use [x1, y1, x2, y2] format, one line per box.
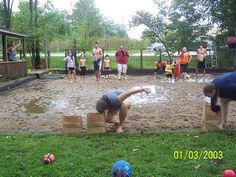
[112, 160, 132, 177]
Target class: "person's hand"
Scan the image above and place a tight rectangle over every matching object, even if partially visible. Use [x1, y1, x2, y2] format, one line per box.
[143, 88, 151, 94]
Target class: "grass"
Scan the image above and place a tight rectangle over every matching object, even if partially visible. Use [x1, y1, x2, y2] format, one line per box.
[0, 130, 236, 177]
[26, 55, 201, 70]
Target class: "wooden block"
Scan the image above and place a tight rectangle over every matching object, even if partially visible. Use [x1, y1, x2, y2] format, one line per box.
[203, 104, 222, 131]
[62, 116, 82, 133]
[87, 113, 105, 133]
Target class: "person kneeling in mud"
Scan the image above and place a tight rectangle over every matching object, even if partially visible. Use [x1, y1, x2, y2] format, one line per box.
[96, 87, 151, 133]
[203, 72, 236, 128]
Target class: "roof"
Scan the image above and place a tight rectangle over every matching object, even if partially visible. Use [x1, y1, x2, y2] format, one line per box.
[0, 29, 27, 37]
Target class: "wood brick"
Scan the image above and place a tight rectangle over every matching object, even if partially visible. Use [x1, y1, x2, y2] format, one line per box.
[62, 116, 82, 133]
[203, 104, 222, 131]
[87, 113, 105, 133]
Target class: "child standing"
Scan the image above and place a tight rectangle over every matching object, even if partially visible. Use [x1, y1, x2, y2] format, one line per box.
[165, 61, 173, 82]
[154, 60, 166, 79]
[78, 54, 87, 82]
[103, 55, 112, 80]
[63, 51, 76, 83]
[172, 57, 181, 81]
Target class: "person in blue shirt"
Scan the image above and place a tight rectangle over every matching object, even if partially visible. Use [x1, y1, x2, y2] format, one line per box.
[96, 87, 151, 133]
[203, 72, 236, 128]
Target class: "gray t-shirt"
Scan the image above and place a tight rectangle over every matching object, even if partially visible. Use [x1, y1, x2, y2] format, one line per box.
[102, 89, 125, 110]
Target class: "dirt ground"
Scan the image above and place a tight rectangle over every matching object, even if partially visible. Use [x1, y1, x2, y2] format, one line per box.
[0, 74, 235, 133]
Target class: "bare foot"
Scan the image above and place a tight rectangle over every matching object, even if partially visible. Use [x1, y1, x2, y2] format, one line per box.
[116, 126, 124, 134]
[105, 118, 120, 124]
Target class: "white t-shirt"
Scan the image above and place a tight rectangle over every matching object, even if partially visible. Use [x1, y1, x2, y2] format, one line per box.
[64, 56, 75, 68]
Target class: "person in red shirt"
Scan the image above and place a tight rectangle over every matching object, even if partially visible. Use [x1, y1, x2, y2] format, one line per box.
[179, 47, 192, 79]
[115, 44, 130, 80]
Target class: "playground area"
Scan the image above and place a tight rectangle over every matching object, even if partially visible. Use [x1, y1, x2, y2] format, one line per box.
[0, 74, 236, 133]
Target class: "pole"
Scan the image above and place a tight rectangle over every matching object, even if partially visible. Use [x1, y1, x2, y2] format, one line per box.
[159, 49, 162, 61]
[140, 49, 143, 69]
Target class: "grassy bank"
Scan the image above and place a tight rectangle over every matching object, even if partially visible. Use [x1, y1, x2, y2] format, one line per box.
[26, 55, 201, 70]
[0, 130, 236, 177]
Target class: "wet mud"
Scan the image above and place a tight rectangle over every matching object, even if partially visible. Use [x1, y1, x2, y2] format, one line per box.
[0, 74, 235, 132]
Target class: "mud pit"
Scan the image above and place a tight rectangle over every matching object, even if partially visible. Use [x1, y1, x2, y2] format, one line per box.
[0, 74, 236, 132]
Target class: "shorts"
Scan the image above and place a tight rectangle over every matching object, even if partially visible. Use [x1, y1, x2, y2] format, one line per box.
[68, 67, 75, 71]
[80, 66, 86, 76]
[93, 59, 101, 70]
[104, 67, 110, 76]
[166, 73, 172, 78]
[197, 60, 206, 69]
[117, 64, 127, 73]
[180, 64, 188, 73]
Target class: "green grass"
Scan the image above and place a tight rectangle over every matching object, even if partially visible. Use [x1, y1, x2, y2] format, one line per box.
[41, 56, 200, 70]
[0, 130, 236, 177]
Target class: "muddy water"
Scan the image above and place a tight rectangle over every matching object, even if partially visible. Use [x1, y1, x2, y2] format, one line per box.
[0, 74, 235, 132]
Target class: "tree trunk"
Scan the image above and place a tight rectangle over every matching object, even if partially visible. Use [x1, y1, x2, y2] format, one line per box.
[31, 41, 36, 69]
[156, 35, 172, 61]
[2, 0, 13, 29]
[35, 39, 40, 69]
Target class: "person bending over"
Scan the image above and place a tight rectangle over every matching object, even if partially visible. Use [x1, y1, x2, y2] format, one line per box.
[203, 72, 236, 128]
[96, 87, 151, 133]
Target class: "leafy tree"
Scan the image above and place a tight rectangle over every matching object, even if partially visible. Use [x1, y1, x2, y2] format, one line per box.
[70, 0, 103, 50]
[130, 7, 172, 60]
[209, 0, 236, 33]
[1, 0, 14, 29]
[168, 0, 211, 50]
[12, 0, 71, 68]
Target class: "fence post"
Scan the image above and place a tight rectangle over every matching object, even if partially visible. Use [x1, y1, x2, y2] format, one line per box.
[140, 49, 143, 69]
[159, 49, 162, 61]
[47, 50, 50, 68]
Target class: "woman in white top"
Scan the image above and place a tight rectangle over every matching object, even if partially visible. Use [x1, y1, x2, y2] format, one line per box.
[63, 51, 76, 83]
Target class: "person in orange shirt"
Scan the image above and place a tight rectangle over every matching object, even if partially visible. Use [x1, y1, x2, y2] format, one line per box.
[179, 47, 192, 79]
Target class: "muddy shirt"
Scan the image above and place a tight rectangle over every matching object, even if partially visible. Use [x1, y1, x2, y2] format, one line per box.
[212, 72, 236, 101]
[102, 90, 125, 110]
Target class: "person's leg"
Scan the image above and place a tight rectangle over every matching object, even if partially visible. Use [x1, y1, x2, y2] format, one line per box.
[117, 64, 122, 80]
[68, 70, 72, 81]
[73, 69, 76, 82]
[117, 100, 131, 133]
[220, 98, 229, 128]
[104, 110, 120, 124]
[123, 64, 127, 79]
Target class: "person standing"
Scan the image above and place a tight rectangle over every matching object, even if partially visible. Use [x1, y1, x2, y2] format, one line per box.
[92, 42, 103, 82]
[115, 44, 130, 80]
[103, 54, 112, 80]
[179, 47, 192, 79]
[78, 54, 87, 82]
[63, 51, 76, 83]
[196, 44, 207, 77]
[7, 40, 21, 61]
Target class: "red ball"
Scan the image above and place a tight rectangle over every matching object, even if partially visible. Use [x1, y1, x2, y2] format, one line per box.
[43, 153, 55, 164]
[223, 169, 236, 177]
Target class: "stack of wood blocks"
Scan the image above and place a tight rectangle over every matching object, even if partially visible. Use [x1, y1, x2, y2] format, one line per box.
[203, 104, 222, 130]
[62, 116, 83, 133]
[62, 113, 105, 133]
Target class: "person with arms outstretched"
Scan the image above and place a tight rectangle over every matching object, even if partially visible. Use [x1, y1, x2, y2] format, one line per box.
[96, 87, 151, 133]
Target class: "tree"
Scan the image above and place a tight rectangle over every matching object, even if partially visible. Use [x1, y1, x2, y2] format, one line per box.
[2, 0, 14, 29]
[12, 0, 70, 68]
[209, 0, 236, 33]
[168, 0, 211, 50]
[71, 0, 103, 50]
[130, 8, 172, 60]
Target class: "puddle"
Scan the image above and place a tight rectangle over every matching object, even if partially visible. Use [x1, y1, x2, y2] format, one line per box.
[24, 98, 46, 114]
[129, 85, 169, 104]
[49, 100, 68, 110]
